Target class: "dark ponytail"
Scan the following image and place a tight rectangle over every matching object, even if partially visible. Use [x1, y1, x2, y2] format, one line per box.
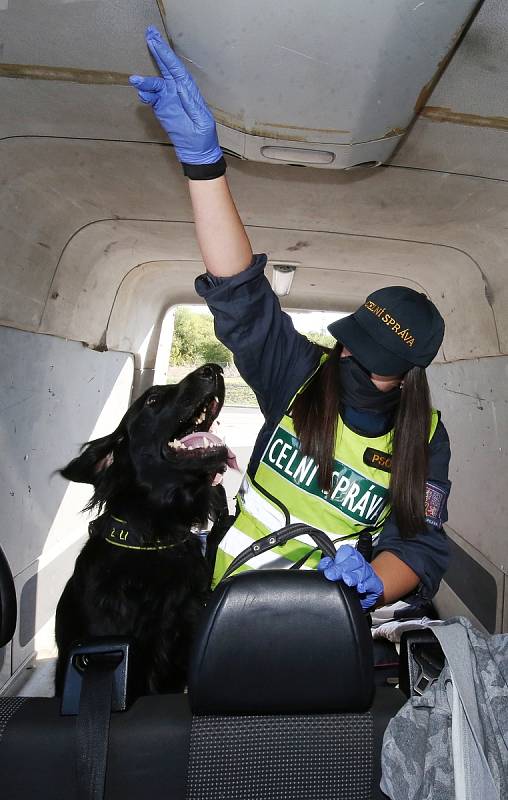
[390, 366, 431, 537]
[291, 345, 342, 492]
[291, 348, 431, 538]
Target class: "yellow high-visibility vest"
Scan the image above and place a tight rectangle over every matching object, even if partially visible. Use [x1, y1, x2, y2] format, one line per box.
[213, 358, 439, 585]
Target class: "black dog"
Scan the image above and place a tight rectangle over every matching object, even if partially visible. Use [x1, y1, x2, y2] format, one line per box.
[55, 363, 233, 695]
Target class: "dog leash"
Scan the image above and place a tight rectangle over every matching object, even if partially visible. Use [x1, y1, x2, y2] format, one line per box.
[219, 523, 337, 582]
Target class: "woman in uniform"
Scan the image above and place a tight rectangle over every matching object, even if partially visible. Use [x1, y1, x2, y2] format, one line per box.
[129, 27, 451, 611]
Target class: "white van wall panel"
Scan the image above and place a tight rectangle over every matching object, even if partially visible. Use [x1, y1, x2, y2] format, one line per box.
[0, 0, 500, 170]
[391, 119, 508, 182]
[12, 538, 85, 674]
[423, 0, 508, 120]
[391, 0, 508, 180]
[435, 565, 504, 635]
[2, 0, 161, 73]
[0, 139, 190, 332]
[161, 0, 478, 163]
[0, 326, 133, 577]
[0, 0, 503, 176]
[41, 219, 498, 365]
[0, 78, 167, 142]
[2, 139, 506, 353]
[0, 325, 133, 684]
[428, 357, 508, 574]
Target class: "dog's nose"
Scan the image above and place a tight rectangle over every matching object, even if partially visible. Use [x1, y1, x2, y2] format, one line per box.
[199, 364, 223, 380]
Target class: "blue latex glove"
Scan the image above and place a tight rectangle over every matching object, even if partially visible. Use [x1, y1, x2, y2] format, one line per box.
[318, 544, 384, 610]
[129, 26, 222, 165]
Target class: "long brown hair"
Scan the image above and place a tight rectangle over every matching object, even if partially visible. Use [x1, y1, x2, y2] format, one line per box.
[291, 344, 431, 538]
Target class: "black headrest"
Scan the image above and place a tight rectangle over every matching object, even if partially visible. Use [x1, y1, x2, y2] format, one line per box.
[188, 570, 374, 715]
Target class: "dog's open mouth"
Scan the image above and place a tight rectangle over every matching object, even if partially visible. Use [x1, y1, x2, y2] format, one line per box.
[166, 431, 239, 485]
[188, 394, 222, 434]
[168, 431, 238, 468]
[163, 391, 239, 475]
[170, 393, 222, 443]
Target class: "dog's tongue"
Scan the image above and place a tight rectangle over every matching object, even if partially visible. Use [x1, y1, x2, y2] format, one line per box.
[179, 431, 240, 472]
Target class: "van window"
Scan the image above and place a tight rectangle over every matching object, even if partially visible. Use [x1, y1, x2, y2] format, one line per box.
[157, 304, 342, 407]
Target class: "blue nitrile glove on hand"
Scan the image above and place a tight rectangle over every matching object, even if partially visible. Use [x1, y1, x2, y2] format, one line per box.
[318, 544, 384, 610]
[129, 26, 223, 167]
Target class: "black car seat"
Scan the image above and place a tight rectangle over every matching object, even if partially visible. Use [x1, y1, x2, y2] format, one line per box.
[0, 570, 406, 799]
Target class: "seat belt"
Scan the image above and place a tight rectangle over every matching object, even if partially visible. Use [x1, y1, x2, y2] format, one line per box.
[61, 640, 133, 800]
[75, 658, 116, 800]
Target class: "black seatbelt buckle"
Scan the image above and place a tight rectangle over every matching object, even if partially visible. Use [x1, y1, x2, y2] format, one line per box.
[60, 638, 134, 715]
[399, 630, 445, 698]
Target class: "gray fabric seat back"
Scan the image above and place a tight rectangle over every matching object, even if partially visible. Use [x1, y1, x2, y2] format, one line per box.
[186, 570, 399, 800]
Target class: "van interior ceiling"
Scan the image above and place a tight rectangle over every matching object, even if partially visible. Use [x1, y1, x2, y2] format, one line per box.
[0, 0, 507, 708]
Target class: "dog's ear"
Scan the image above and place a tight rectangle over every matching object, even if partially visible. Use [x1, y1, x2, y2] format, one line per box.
[60, 432, 121, 485]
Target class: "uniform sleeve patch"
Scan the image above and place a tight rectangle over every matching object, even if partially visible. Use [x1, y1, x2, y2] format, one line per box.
[425, 482, 447, 528]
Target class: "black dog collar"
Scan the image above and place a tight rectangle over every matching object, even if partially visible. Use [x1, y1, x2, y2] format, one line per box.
[90, 514, 187, 552]
[106, 516, 175, 551]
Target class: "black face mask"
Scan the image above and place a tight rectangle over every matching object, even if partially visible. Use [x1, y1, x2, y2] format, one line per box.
[338, 357, 401, 413]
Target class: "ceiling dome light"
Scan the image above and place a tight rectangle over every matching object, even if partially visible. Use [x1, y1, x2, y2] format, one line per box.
[271, 264, 297, 297]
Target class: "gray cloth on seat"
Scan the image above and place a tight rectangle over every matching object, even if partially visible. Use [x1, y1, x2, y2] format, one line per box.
[380, 616, 508, 800]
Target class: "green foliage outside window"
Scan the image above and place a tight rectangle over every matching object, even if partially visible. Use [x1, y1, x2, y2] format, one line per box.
[168, 307, 335, 405]
[170, 308, 233, 366]
[169, 307, 334, 367]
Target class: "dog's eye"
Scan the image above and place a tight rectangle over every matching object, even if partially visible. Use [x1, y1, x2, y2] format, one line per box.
[146, 395, 159, 406]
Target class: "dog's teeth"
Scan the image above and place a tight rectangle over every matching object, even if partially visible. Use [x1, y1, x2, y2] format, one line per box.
[214, 396, 219, 403]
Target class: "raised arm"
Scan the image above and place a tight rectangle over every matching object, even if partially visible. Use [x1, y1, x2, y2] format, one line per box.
[187, 177, 253, 277]
[130, 27, 252, 276]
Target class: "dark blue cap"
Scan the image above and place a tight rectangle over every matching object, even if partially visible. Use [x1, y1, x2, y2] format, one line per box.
[328, 286, 445, 376]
